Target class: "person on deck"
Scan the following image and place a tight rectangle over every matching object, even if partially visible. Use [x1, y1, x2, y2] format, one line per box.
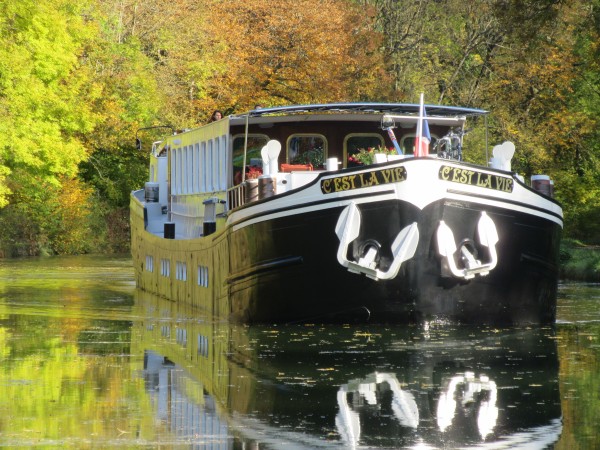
[210, 110, 223, 122]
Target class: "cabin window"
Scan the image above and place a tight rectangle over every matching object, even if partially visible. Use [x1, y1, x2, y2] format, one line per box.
[344, 134, 385, 168]
[207, 140, 214, 191]
[145, 255, 154, 272]
[287, 134, 327, 169]
[232, 134, 269, 185]
[218, 135, 228, 190]
[160, 258, 170, 277]
[176, 261, 187, 281]
[193, 143, 200, 192]
[170, 149, 175, 194]
[177, 148, 184, 194]
[200, 142, 207, 191]
[170, 149, 177, 194]
[213, 139, 220, 191]
[180, 146, 186, 194]
[212, 137, 226, 191]
[186, 146, 193, 194]
[172, 147, 184, 195]
[181, 146, 188, 194]
[197, 265, 209, 287]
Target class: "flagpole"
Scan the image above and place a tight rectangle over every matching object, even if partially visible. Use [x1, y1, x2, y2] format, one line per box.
[416, 93, 424, 156]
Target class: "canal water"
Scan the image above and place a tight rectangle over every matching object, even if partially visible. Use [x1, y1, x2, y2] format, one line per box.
[0, 256, 598, 449]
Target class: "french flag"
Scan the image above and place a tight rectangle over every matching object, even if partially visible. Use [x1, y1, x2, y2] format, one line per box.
[414, 93, 430, 157]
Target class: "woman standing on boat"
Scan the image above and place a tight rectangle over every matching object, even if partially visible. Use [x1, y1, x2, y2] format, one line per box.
[210, 110, 223, 122]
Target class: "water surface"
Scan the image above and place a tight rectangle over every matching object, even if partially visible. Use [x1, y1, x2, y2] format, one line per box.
[0, 256, 598, 448]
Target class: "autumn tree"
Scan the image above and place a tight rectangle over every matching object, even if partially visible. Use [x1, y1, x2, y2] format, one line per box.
[77, 0, 165, 191]
[366, 0, 600, 243]
[76, 1, 177, 251]
[197, 0, 389, 116]
[551, 0, 600, 241]
[77, 1, 214, 252]
[480, 0, 600, 241]
[0, 0, 100, 255]
[87, 0, 214, 128]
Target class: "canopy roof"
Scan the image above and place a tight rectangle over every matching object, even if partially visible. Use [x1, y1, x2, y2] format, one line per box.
[241, 102, 487, 118]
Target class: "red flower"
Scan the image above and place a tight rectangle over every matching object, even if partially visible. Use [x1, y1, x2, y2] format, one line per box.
[246, 166, 263, 179]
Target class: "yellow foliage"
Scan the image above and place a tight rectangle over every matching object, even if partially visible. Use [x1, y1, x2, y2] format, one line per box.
[51, 177, 95, 254]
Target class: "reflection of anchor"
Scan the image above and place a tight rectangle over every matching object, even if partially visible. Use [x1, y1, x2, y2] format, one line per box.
[436, 211, 499, 280]
[336, 372, 419, 446]
[437, 371, 498, 438]
[335, 202, 419, 280]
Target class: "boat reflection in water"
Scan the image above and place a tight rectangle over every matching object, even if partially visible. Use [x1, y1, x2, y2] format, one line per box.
[132, 291, 562, 448]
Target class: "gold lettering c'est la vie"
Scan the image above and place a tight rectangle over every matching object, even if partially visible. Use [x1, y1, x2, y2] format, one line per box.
[320, 167, 407, 194]
[439, 165, 513, 193]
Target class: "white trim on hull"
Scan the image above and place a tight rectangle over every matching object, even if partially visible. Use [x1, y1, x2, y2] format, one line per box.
[228, 158, 562, 232]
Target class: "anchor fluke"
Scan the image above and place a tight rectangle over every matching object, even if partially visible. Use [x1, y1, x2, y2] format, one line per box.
[335, 203, 419, 280]
[437, 211, 499, 280]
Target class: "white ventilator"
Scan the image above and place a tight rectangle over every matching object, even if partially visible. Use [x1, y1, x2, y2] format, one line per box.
[490, 141, 515, 171]
[261, 139, 281, 176]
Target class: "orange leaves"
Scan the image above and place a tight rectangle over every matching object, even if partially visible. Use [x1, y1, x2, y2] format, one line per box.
[199, 0, 386, 113]
[49, 177, 95, 254]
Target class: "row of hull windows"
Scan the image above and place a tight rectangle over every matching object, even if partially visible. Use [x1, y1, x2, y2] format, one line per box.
[145, 255, 209, 288]
[143, 254, 210, 358]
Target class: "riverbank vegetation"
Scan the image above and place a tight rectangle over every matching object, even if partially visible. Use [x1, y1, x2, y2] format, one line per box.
[1, 0, 599, 269]
[561, 240, 600, 282]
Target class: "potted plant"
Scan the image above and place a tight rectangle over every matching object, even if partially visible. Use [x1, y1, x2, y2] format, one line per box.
[244, 166, 262, 203]
[348, 145, 398, 166]
[246, 166, 263, 179]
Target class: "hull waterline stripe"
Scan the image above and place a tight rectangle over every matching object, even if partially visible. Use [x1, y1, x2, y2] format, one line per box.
[227, 255, 304, 284]
[521, 253, 559, 272]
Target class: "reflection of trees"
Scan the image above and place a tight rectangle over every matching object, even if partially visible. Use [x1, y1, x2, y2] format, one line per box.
[556, 324, 600, 449]
[0, 327, 10, 359]
[0, 315, 155, 445]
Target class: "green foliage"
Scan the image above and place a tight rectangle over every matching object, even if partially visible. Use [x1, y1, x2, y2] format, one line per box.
[0, 173, 97, 257]
[0, 0, 97, 186]
[0, 0, 99, 254]
[560, 239, 600, 281]
[348, 146, 397, 165]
